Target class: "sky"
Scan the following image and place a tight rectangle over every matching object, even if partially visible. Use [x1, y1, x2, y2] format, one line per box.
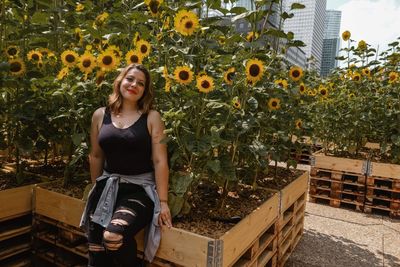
[327, 0, 400, 53]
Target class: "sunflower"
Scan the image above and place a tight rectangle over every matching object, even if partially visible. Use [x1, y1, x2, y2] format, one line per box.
[389, 71, 398, 83]
[135, 40, 151, 58]
[224, 67, 235, 85]
[61, 50, 79, 67]
[348, 93, 355, 98]
[132, 32, 140, 46]
[40, 48, 55, 58]
[144, 0, 164, 17]
[97, 50, 120, 71]
[289, 66, 303, 82]
[268, 98, 281, 111]
[174, 66, 193, 85]
[357, 40, 367, 50]
[57, 67, 69, 80]
[76, 3, 84, 12]
[96, 71, 106, 85]
[8, 58, 26, 76]
[245, 58, 264, 83]
[232, 97, 241, 109]
[162, 16, 170, 30]
[77, 52, 96, 74]
[275, 79, 288, 89]
[218, 36, 226, 45]
[125, 50, 143, 64]
[27, 50, 42, 61]
[299, 83, 306, 94]
[165, 79, 171, 92]
[295, 119, 302, 129]
[319, 86, 328, 97]
[196, 75, 214, 93]
[174, 10, 199, 36]
[105, 45, 122, 57]
[93, 12, 109, 28]
[342, 30, 351, 41]
[352, 72, 361, 82]
[5, 45, 20, 58]
[246, 32, 259, 42]
[362, 68, 370, 77]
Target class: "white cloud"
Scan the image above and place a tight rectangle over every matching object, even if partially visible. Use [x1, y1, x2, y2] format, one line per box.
[338, 0, 400, 52]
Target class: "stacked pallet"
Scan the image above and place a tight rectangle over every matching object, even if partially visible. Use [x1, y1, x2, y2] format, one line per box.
[0, 185, 33, 267]
[309, 169, 365, 212]
[364, 162, 400, 218]
[277, 171, 308, 267]
[290, 136, 323, 165]
[32, 215, 87, 266]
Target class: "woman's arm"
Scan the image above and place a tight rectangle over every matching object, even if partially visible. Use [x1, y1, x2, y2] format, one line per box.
[148, 110, 172, 228]
[89, 107, 105, 183]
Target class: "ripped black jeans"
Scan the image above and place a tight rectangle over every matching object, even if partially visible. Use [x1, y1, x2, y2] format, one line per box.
[87, 181, 154, 267]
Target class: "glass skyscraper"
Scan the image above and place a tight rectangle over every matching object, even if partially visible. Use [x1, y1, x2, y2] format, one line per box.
[283, 0, 327, 71]
[320, 10, 342, 77]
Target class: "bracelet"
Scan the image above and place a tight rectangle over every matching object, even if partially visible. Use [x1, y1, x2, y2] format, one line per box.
[159, 199, 168, 203]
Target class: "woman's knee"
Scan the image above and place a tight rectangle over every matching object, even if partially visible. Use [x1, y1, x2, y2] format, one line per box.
[103, 230, 123, 251]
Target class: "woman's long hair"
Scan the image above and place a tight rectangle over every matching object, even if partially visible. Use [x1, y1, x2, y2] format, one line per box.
[108, 64, 154, 114]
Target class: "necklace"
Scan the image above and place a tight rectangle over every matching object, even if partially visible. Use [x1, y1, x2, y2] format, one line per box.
[113, 110, 142, 129]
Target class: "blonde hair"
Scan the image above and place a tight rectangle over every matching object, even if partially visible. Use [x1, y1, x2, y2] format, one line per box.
[108, 64, 154, 114]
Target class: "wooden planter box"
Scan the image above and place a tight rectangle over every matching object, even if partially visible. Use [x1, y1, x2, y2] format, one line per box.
[277, 171, 308, 267]
[0, 185, 34, 264]
[309, 152, 367, 212]
[33, 185, 280, 267]
[0, 185, 34, 221]
[365, 161, 400, 218]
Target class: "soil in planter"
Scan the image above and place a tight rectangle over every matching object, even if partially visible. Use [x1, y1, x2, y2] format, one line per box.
[40, 168, 304, 240]
[0, 157, 65, 190]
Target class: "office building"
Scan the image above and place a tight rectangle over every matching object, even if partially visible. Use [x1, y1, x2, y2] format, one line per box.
[283, 0, 327, 71]
[320, 10, 341, 77]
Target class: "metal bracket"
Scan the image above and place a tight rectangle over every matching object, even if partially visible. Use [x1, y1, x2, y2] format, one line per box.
[207, 240, 223, 267]
[310, 156, 316, 166]
[362, 160, 372, 176]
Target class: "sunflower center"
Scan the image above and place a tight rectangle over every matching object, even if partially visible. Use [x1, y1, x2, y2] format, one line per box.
[201, 80, 210, 89]
[292, 70, 300, 78]
[66, 54, 75, 63]
[390, 75, 396, 81]
[102, 55, 113, 65]
[249, 64, 260, 77]
[82, 59, 91, 68]
[185, 21, 193, 30]
[10, 62, 22, 72]
[32, 54, 40, 60]
[354, 76, 360, 81]
[300, 85, 305, 91]
[272, 101, 277, 107]
[8, 47, 18, 56]
[130, 55, 139, 63]
[140, 45, 148, 54]
[227, 72, 234, 81]
[179, 71, 189, 80]
[321, 89, 327, 95]
[149, 0, 159, 14]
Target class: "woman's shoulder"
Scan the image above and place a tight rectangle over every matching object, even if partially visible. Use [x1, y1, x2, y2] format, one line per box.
[147, 110, 163, 124]
[92, 107, 106, 122]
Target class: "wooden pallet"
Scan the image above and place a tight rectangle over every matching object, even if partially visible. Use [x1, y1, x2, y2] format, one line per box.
[309, 194, 364, 212]
[0, 185, 33, 222]
[34, 185, 281, 267]
[311, 152, 367, 175]
[367, 176, 400, 192]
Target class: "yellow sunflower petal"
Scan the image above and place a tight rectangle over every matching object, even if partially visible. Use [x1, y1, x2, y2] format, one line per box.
[174, 66, 193, 85]
[8, 58, 26, 76]
[61, 50, 79, 67]
[196, 75, 214, 93]
[246, 58, 264, 83]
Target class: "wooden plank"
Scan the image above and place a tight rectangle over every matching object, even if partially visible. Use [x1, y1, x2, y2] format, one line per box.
[280, 172, 308, 212]
[370, 162, 400, 179]
[0, 225, 31, 242]
[137, 227, 212, 267]
[34, 187, 85, 228]
[313, 152, 365, 174]
[0, 185, 33, 221]
[220, 193, 279, 267]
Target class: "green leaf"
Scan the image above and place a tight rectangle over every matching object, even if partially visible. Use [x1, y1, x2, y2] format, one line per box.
[72, 133, 85, 146]
[207, 159, 221, 173]
[290, 3, 306, 10]
[31, 12, 50, 24]
[281, 12, 294, 20]
[231, 10, 256, 22]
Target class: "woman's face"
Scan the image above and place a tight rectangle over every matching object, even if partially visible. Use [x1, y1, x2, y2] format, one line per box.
[119, 68, 146, 104]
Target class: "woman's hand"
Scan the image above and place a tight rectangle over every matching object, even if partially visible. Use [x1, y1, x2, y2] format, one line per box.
[158, 201, 172, 228]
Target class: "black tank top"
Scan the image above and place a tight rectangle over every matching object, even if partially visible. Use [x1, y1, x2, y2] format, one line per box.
[98, 108, 154, 175]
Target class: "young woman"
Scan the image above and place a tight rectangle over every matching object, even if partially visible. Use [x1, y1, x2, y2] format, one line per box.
[80, 64, 172, 267]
